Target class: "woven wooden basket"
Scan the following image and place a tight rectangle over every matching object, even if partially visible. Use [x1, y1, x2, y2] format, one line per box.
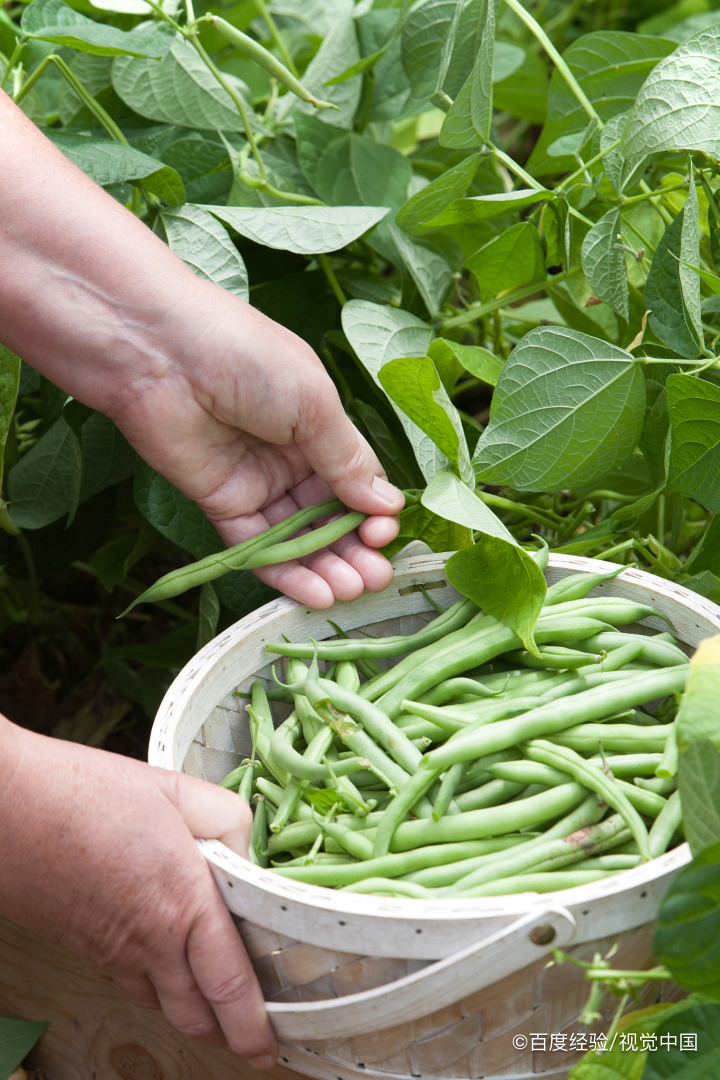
[149, 553, 720, 1080]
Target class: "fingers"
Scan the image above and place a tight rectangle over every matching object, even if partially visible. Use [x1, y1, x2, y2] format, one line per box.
[186, 898, 278, 1066]
[295, 389, 405, 518]
[150, 953, 228, 1051]
[169, 772, 253, 857]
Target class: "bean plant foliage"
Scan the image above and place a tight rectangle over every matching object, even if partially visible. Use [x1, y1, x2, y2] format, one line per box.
[1, 0, 720, 746]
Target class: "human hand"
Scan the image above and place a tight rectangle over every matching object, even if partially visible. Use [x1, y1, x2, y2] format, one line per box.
[106, 279, 404, 608]
[0, 99, 403, 609]
[0, 718, 277, 1066]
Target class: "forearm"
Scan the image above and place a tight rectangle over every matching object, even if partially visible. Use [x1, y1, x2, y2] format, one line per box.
[0, 90, 210, 412]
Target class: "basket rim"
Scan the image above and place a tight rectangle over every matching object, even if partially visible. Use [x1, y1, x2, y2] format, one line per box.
[150, 552, 714, 921]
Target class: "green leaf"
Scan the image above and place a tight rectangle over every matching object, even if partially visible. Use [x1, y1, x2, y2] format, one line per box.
[438, 0, 495, 148]
[196, 581, 220, 650]
[378, 357, 473, 486]
[679, 742, 720, 856]
[623, 24, 720, 168]
[90, 532, 139, 592]
[79, 413, 136, 503]
[7, 419, 82, 530]
[639, 386, 670, 490]
[161, 205, 248, 301]
[528, 31, 674, 177]
[676, 644, 720, 753]
[465, 221, 545, 302]
[294, 114, 348, 194]
[684, 571, 720, 605]
[0, 345, 21, 492]
[304, 787, 343, 813]
[653, 839, 720, 999]
[428, 338, 504, 389]
[112, 37, 255, 131]
[600, 111, 645, 195]
[445, 537, 546, 653]
[401, 0, 485, 104]
[341, 300, 445, 483]
[0, 1016, 49, 1079]
[351, 400, 419, 490]
[643, 1003, 720, 1080]
[22, 0, 173, 57]
[421, 468, 515, 543]
[382, 502, 455, 559]
[684, 516, 720, 576]
[200, 204, 389, 256]
[312, 133, 412, 209]
[680, 260, 720, 298]
[45, 133, 185, 206]
[581, 208, 629, 320]
[378, 219, 453, 317]
[133, 459, 222, 559]
[667, 374, 720, 513]
[645, 210, 703, 358]
[472, 326, 646, 492]
[424, 188, 549, 228]
[493, 48, 548, 125]
[396, 154, 481, 233]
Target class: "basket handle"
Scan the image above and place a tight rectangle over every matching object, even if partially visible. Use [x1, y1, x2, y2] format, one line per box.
[266, 905, 576, 1042]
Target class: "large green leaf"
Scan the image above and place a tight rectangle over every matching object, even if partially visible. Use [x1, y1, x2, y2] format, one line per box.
[379, 219, 453, 317]
[378, 357, 473, 486]
[133, 459, 222, 559]
[401, 0, 485, 104]
[684, 515, 720, 576]
[438, 0, 495, 149]
[624, 24, 720, 168]
[112, 37, 254, 130]
[46, 133, 185, 206]
[653, 839, 720, 999]
[679, 742, 720, 856]
[465, 221, 545, 302]
[381, 502, 455, 559]
[676, 640, 720, 753]
[312, 133, 412, 209]
[424, 188, 550, 228]
[528, 31, 674, 176]
[423, 471, 546, 653]
[79, 412, 136, 502]
[200, 204, 389, 255]
[396, 154, 480, 233]
[643, 1003, 720, 1080]
[0, 345, 21, 492]
[472, 327, 646, 492]
[580, 207, 629, 320]
[341, 300, 444, 482]
[0, 1017, 49, 1079]
[493, 48, 548, 125]
[7, 419, 81, 529]
[667, 374, 720, 512]
[22, 0, 173, 56]
[639, 384, 670, 490]
[644, 211, 703, 358]
[161, 205, 248, 301]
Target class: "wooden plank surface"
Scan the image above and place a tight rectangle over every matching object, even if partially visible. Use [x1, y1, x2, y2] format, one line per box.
[0, 914, 299, 1080]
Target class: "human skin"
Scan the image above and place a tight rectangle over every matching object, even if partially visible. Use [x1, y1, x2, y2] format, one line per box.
[0, 91, 405, 1063]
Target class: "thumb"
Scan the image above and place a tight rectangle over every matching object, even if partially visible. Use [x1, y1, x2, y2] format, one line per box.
[297, 386, 405, 516]
[163, 771, 253, 857]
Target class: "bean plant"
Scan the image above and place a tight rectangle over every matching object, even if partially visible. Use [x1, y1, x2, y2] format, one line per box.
[0, 2, 719, 723]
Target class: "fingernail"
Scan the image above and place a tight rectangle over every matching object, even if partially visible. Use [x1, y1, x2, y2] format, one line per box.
[371, 475, 402, 507]
[248, 1055, 277, 1070]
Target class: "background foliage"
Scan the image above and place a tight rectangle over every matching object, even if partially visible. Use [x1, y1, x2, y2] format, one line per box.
[2, 0, 720, 764]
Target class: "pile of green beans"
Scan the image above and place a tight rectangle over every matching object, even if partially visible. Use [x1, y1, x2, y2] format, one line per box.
[220, 568, 690, 897]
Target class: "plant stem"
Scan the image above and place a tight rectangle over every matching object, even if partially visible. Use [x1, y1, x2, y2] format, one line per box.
[478, 491, 562, 530]
[440, 268, 577, 329]
[622, 182, 688, 208]
[502, 0, 601, 125]
[318, 254, 347, 305]
[254, 0, 298, 76]
[15, 528, 39, 622]
[15, 55, 128, 144]
[489, 144, 545, 190]
[1, 35, 25, 92]
[191, 37, 268, 179]
[555, 139, 621, 193]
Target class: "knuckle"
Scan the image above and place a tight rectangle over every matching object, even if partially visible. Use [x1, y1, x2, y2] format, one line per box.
[202, 969, 256, 1007]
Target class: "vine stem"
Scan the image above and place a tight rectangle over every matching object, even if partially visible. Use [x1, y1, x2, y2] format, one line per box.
[318, 254, 347, 305]
[555, 139, 621, 193]
[440, 267, 579, 329]
[1, 35, 25, 92]
[254, 0, 298, 77]
[502, 0, 601, 125]
[14, 54, 128, 144]
[489, 144, 545, 190]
